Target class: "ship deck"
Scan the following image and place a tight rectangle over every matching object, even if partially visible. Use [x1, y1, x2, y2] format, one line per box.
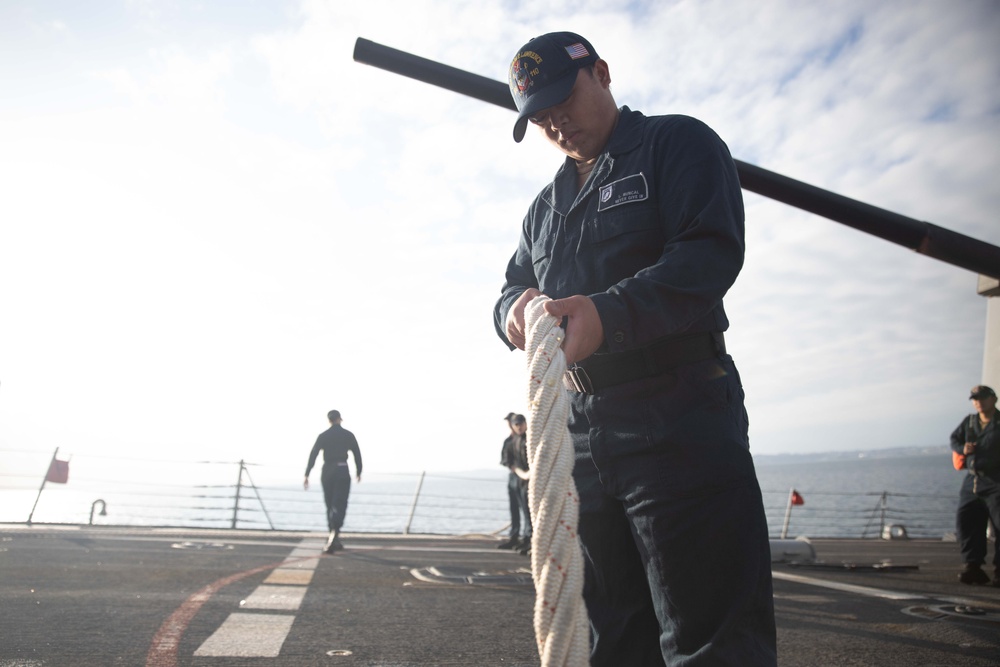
[1, 524, 998, 666]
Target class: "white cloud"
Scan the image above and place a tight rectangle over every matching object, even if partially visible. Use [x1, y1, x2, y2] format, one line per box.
[0, 0, 997, 489]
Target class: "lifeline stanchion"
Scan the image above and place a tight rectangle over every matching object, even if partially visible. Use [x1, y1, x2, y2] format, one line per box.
[524, 296, 590, 667]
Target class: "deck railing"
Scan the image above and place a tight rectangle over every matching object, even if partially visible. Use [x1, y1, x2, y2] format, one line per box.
[0, 450, 959, 539]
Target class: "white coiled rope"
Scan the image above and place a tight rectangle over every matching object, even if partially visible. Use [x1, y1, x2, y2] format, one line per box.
[524, 296, 590, 667]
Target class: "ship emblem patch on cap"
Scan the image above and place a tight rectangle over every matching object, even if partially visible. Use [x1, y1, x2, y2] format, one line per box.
[510, 50, 543, 101]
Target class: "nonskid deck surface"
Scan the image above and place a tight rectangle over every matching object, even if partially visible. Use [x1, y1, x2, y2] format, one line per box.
[1, 525, 997, 666]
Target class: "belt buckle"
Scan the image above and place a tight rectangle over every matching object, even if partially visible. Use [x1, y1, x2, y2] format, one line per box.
[567, 365, 594, 394]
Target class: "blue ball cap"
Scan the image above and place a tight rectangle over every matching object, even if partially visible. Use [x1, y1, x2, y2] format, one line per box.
[508, 32, 599, 142]
[970, 385, 996, 400]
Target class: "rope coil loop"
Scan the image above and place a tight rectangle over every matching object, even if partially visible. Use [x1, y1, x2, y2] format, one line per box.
[524, 296, 590, 667]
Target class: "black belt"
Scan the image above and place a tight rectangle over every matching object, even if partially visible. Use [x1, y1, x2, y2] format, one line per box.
[565, 332, 725, 395]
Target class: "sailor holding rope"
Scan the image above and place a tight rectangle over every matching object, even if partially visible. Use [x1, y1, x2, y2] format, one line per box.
[494, 31, 776, 667]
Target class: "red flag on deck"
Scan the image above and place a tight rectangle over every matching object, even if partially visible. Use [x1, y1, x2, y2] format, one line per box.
[790, 489, 804, 506]
[45, 458, 69, 484]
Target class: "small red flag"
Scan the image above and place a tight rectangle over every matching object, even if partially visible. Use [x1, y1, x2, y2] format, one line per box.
[790, 490, 804, 506]
[46, 458, 69, 484]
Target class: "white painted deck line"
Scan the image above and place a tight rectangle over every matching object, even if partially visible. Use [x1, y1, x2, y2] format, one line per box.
[330, 544, 504, 554]
[772, 571, 927, 600]
[241, 584, 308, 610]
[281, 554, 321, 570]
[288, 545, 324, 558]
[265, 568, 315, 585]
[190, 537, 321, 659]
[193, 613, 295, 657]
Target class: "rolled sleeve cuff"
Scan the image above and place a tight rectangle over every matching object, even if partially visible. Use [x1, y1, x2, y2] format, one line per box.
[493, 293, 518, 350]
[590, 291, 631, 353]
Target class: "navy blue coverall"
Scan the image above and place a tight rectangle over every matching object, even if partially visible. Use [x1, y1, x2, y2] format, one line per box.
[305, 424, 362, 532]
[494, 108, 776, 666]
[501, 432, 532, 540]
[951, 414, 1000, 570]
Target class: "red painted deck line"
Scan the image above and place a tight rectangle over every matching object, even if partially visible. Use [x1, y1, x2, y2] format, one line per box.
[145, 555, 320, 667]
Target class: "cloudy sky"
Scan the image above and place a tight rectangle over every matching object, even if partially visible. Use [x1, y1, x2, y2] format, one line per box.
[1, 0, 998, 479]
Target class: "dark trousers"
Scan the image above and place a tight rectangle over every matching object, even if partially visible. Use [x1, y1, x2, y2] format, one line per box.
[957, 473, 1000, 567]
[321, 465, 352, 532]
[569, 356, 776, 667]
[507, 472, 533, 538]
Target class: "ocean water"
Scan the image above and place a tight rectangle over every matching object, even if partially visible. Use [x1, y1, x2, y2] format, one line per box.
[0, 449, 966, 539]
[753, 452, 961, 539]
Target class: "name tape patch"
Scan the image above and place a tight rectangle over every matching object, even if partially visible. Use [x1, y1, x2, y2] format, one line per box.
[597, 173, 648, 211]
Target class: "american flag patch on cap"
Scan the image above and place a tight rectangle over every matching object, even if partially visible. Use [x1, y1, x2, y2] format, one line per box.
[565, 43, 590, 59]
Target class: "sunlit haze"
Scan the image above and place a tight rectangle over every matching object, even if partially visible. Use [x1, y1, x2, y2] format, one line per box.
[1, 1, 998, 479]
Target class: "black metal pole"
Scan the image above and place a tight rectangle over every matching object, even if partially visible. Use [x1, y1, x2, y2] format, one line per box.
[27, 447, 58, 525]
[353, 37, 1000, 279]
[354, 38, 515, 111]
[231, 459, 244, 529]
[734, 161, 1000, 278]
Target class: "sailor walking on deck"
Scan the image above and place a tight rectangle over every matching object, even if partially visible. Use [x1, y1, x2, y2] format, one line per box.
[304, 410, 363, 554]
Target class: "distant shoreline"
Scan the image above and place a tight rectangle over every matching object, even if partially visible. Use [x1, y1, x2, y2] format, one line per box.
[751, 444, 949, 466]
[445, 445, 956, 477]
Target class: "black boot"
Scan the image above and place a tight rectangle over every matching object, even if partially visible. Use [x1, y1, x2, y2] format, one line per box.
[325, 530, 344, 554]
[958, 563, 990, 584]
[497, 536, 519, 550]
